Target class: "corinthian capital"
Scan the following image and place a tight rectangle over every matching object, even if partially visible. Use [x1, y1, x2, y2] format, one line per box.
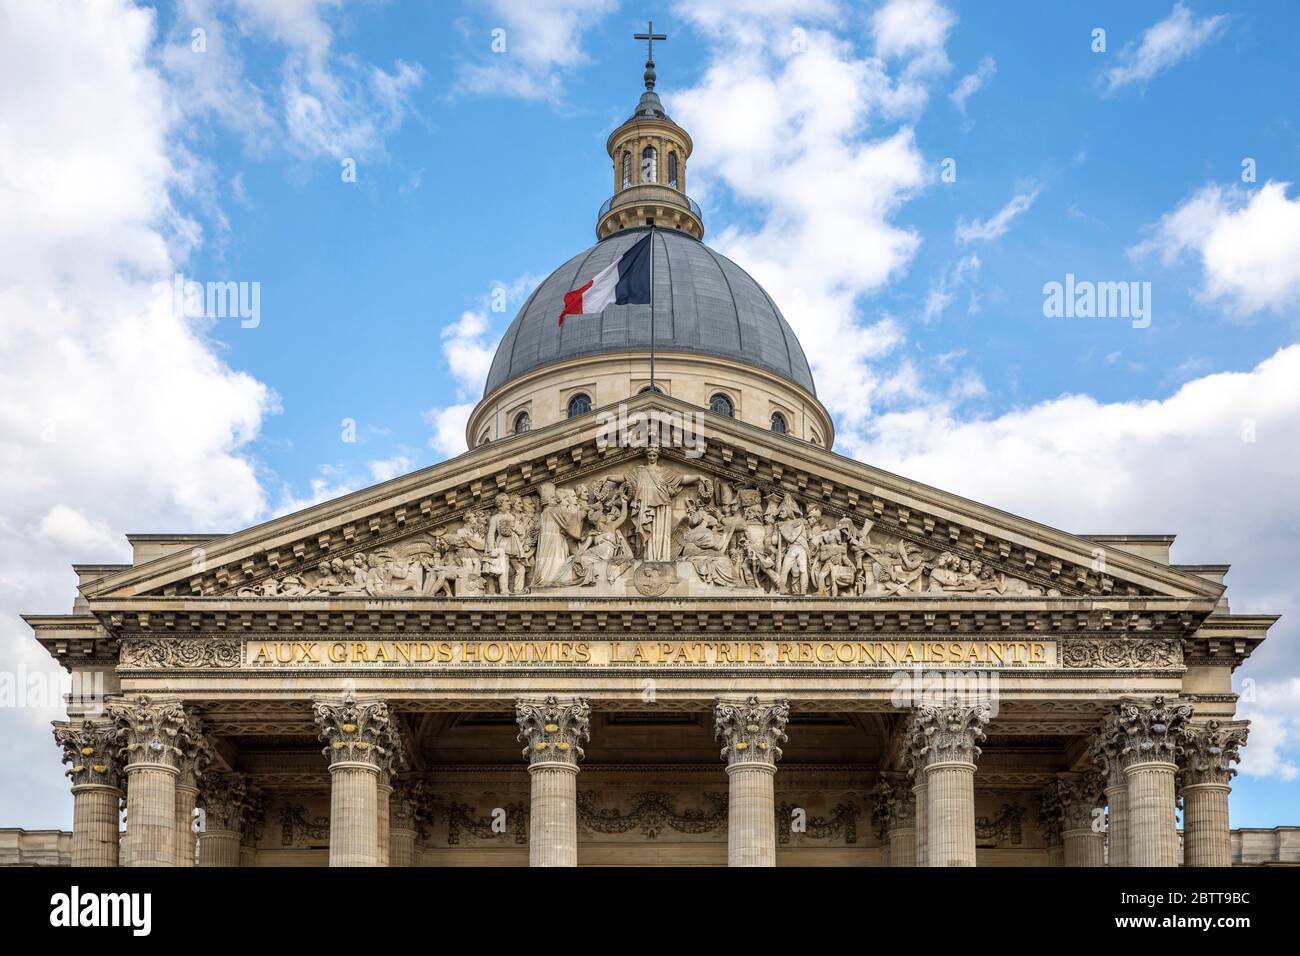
[177, 710, 214, 790]
[391, 778, 431, 831]
[870, 772, 915, 836]
[911, 701, 991, 768]
[313, 692, 403, 771]
[1103, 695, 1194, 769]
[53, 717, 125, 790]
[516, 696, 591, 767]
[1052, 771, 1105, 833]
[714, 696, 789, 768]
[1180, 720, 1248, 788]
[105, 695, 192, 771]
[199, 772, 252, 832]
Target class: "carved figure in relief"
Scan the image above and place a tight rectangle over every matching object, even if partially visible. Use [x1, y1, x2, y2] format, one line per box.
[532, 482, 587, 587]
[571, 494, 634, 586]
[603, 445, 712, 562]
[775, 497, 814, 594]
[486, 494, 530, 594]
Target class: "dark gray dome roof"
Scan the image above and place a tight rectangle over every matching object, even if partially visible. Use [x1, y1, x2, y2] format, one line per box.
[484, 228, 816, 397]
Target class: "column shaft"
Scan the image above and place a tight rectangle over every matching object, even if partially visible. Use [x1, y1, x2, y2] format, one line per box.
[926, 762, 977, 867]
[328, 764, 380, 867]
[912, 780, 928, 867]
[376, 777, 392, 867]
[1063, 829, 1105, 867]
[1125, 761, 1179, 867]
[70, 785, 121, 867]
[175, 784, 198, 867]
[887, 825, 916, 867]
[1182, 783, 1232, 867]
[528, 763, 579, 867]
[122, 765, 178, 867]
[198, 829, 241, 867]
[390, 826, 418, 867]
[726, 764, 777, 867]
[1105, 783, 1129, 867]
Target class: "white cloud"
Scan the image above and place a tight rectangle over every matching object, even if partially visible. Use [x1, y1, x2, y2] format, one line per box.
[165, 0, 424, 160]
[955, 186, 1041, 244]
[921, 252, 980, 322]
[1237, 680, 1300, 781]
[1103, 2, 1226, 94]
[424, 403, 475, 460]
[441, 310, 499, 395]
[950, 56, 995, 113]
[670, 4, 958, 433]
[0, 0, 276, 827]
[368, 453, 416, 484]
[455, 0, 618, 101]
[1130, 180, 1300, 317]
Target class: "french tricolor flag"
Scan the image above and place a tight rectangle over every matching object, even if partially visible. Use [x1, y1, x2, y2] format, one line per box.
[558, 233, 652, 326]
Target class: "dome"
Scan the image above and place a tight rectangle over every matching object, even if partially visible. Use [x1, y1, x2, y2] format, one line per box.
[484, 227, 817, 398]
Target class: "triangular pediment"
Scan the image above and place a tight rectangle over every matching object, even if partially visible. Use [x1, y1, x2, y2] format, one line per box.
[83, 393, 1223, 606]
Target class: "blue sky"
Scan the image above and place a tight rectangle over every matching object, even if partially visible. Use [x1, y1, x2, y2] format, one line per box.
[2, 0, 1298, 830]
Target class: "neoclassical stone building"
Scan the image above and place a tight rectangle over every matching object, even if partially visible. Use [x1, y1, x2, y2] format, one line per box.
[25, 56, 1275, 869]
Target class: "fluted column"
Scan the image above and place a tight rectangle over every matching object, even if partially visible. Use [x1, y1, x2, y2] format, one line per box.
[1038, 783, 1064, 866]
[913, 702, 990, 867]
[389, 778, 429, 867]
[1090, 725, 1130, 867]
[239, 788, 265, 868]
[517, 696, 591, 867]
[313, 693, 403, 867]
[1180, 720, 1247, 867]
[173, 711, 212, 868]
[1105, 696, 1193, 867]
[871, 772, 916, 867]
[903, 716, 929, 867]
[53, 718, 125, 867]
[108, 696, 193, 867]
[714, 696, 790, 867]
[1055, 772, 1106, 867]
[197, 773, 251, 867]
[376, 772, 392, 866]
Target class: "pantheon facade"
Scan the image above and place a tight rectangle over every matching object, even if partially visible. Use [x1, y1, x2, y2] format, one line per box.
[25, 67, 1273, 869]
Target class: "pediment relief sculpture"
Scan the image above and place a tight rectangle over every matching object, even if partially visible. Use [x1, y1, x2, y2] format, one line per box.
[235, 448, 1061, 600]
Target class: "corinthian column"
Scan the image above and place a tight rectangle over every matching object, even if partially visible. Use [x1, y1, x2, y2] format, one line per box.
[1055, 772, 1106, 866]
[904, 717, 928, 867]
[1090, 726, 1130, 867]
[1105, 696, 1193, 867]
[1038, 783, 1064, 866]
[197, 773, 251, 867]
[714, 696, 790, 867]
[913, 702, 990, 867]
[1179, 720, 1248, 867]
[516, 696, 591, 867]
[53, 718, 125, 867]
[870, 772, 916, 867]
[389, 778, 429, 868]
[174, 711, 212, 868]
[107, 695, 193, 867]
[313, 693, 403, 867]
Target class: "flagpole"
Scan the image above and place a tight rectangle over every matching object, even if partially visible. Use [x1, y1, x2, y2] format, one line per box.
[648, 225, 656, 393]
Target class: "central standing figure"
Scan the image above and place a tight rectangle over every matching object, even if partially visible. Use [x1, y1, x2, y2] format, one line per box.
[604, 445, 713, 562]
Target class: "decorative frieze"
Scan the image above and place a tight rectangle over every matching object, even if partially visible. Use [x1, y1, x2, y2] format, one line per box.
[975, 803, 1025, 846]
[776, 801, 859, 845]
[714, 696, 790, 767]
[1061, 638, 1182, 669]
[578, 791, 728, 838]
[1180, 720, 1248, 787]
[52, 718, 125, 790]
[515, 696, 591, 766]
[312, 693, 403, 771]
[120, 638, 241, 669]
[443, 800, 528, 845]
